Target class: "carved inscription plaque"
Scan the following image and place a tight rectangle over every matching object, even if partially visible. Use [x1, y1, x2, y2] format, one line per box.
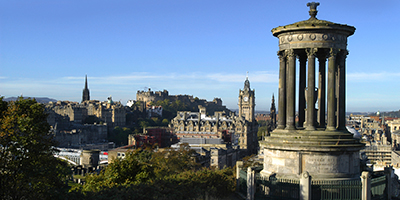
[303, 155, 339, 173]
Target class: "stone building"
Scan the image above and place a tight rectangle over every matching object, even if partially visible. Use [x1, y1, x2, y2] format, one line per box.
[46, 101, 88, 124]
[209, 146, 239, 169]
[169, 77, 258, 155]
[107, 145, 134, 163]
[46, 98, 126, 128]
[45, 77, 126, 148]
[387, 118, 400, 133]
[363, 144, 392, 167]
[170, 143, 240, 169]
[128, 127, 177, 148]
[46, 77, 126, 127]
[52, 123, 108, 148]
[136, 89, 169, 103]
[86, 97, 126, 127]
[134, 88, 231, 115]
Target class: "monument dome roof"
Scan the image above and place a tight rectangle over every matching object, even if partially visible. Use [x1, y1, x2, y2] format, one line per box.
[272, 2, 355, 37]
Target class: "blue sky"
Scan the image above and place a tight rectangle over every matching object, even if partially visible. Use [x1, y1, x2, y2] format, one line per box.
[1, 0, 399, 112]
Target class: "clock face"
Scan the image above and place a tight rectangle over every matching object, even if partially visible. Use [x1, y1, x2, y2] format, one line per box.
[243, 96, 248, 102]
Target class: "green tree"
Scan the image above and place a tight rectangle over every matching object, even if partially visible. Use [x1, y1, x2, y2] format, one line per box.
[161, 118, 169, 126]
[139, 120, 150, 129]
[257, 120, 271, 140]
[0, 97, 70, 200]
[109, 126, 132, 146]
[78, 144, 235, 199]
[151, 143, 199, 178]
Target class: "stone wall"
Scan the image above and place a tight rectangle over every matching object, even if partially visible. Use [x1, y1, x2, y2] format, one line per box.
[53, 124, 107, 148]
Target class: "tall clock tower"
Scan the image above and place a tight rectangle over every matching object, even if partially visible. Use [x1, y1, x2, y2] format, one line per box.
[238, 76, 255, 122]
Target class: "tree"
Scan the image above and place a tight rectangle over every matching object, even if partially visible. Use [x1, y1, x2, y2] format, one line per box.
[257, 120, 272, 140]
[77, 144, 235, 199]
[0, 97, 70, 200]
[109, 126, 132, 146]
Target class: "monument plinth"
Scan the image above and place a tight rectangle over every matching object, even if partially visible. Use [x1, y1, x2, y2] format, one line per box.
[260, 2, 364, 180]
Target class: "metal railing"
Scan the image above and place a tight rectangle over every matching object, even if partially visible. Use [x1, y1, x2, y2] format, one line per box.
[371, 175, 387, 200]
[255, 175, 300, 200]
[311, 179, 362, 200]
[239, 169, 388, 200]
[238, 169, 247, 196]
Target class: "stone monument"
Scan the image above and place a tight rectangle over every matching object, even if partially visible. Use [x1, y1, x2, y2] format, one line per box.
[80, 149, 100, 168]
[260, 2, 364, 180]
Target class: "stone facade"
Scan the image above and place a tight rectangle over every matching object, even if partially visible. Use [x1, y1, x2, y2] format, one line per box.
[388, 118, 400, 134]
[46, 98, 126, 127]
[108, 145, 134, 163]
[46, 76, 126, 127]
[86, 97, 126, 127]
[263, 149, 361, 180]
[52, 124, 108, 148]
[46, 101, 88, 124]
[209, 146, 239, 169]
[362, 145, 392, 167]
[134, 88, 230, 115]
[169, 78, 258, 155]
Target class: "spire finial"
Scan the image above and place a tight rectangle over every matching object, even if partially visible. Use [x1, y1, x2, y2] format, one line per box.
[85, 74, 88, 89]
[244, 72, 250, 90]
[307, 2, 320, 19]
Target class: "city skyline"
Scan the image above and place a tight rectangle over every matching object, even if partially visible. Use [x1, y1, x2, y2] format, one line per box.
[1, 0, 400, 112]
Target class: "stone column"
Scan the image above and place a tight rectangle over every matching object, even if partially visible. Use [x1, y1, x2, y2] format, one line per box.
[286, 49, 296, 130]
[337, 50, 348, 130]
[298, 53, 307, 128]
[277, 51, 287, 129]
[360, 171, 371, 200]
[236, 161, 243, 192]
[327, 48, 338, 131]
[300, 172, 311, 200]
[385, 167, 392, 199]
[317, 53, 326, 128]
[306, 48, 317, 130]
[247, 167, 255, 200]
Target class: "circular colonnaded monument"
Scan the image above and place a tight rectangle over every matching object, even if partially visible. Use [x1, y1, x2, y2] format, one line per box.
[260, 2, 364, 180]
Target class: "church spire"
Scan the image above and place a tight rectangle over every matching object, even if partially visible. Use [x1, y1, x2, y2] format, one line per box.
[82, 75, 90, 102]
[85, 75, 88, 89]
[270, 93, 277, 130]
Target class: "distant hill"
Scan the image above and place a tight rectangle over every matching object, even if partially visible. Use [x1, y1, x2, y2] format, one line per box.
[382, 110, 400, 118]
[3, 97, 57, 104]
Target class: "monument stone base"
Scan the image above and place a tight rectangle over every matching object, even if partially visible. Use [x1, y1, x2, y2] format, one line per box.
[259, 128, 364, 180]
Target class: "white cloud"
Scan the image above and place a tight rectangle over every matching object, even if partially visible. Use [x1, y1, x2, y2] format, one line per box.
[206, 71, 278, 83]
[347, 72, 400, 82]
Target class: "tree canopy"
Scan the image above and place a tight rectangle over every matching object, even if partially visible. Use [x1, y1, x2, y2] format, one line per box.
[72, 144, 236, 199]
[0, 97, 70, 200]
